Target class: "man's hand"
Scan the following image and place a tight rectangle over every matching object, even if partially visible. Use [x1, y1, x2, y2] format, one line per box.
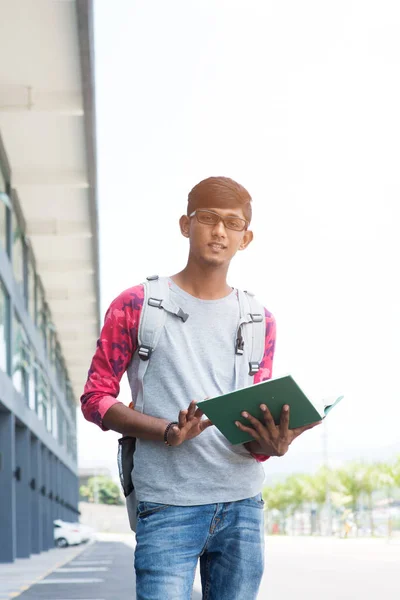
[237, 404, 321, 457]
[167, 400, 213, 447]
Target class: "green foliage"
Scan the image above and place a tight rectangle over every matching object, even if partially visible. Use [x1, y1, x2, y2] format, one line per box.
[262, 455, 400, 537]
[80, 475, 123, 505]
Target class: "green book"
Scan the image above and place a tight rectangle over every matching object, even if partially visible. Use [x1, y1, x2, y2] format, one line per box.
[197, 375, 344, 445]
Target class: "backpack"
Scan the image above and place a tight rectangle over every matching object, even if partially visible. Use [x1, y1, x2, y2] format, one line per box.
[118, 275, 266, 531]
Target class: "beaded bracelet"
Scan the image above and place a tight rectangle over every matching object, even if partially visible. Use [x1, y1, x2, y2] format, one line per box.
[164, 421, 179, 446]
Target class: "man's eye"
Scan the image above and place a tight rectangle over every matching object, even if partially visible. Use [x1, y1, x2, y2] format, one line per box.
[227, 219, 242, 229]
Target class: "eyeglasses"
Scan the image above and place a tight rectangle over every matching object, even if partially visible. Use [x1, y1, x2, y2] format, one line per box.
[189, 210, 248, 232]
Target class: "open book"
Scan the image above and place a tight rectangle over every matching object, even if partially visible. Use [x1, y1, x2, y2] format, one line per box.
[197, 375, 343, 445]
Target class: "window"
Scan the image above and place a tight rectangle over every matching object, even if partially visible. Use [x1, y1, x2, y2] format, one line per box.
[57, 407, 65, 447]
[55, 344, 65, 390]
[36, 282, 47, 350]
[65, 379, 76, 418]
[66, 423, 77, 461]
[28, 353, 37, 412]
[0, 279, 9, 373]
[48, 328, 56, 373]
[12, 314, 30, 400]
[12, 216, 24, 299]
[0, 166, 10, 252]
[37, 369, 51, 432]
[27, 254, 36, 320]
[47, 393, 53, 434]
[47, 318, 56, 365]
[52, 394, 58, 439]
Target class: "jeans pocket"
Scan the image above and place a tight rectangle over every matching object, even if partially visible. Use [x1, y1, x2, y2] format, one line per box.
[137, 501, 170, 519]
[241, 493, 265, 509]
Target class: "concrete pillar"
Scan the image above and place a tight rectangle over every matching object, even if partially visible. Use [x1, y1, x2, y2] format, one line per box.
[0, 411, 16, 563]
[44, 448, 53, 549]
[53, 456, 59, 520]
[49, 452, 57, 545]
[49, 452, 54, 525]
[30, 435, 42, 554]
[15, 424, 31, 558]
[65, 465, 71, 522]
[65, 467, 71, 522]
[60, 462, 66, 520]
[72, 469, 79, 516]
[71, 468, 78, 521]
[40, 444, 49, 551]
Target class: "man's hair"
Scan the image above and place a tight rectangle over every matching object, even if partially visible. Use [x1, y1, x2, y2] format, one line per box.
[187, 176, 252, 223]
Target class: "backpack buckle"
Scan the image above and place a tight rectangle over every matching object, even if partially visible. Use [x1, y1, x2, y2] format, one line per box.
[249, 361, 260, 375]
[176, 308, 189, 322]
[250, 313, 264, 323]
[146, 275, 159, 281]
[138, 345, 152, 361]
[148, 297, 163, 308]
[235, 333, 245, 355]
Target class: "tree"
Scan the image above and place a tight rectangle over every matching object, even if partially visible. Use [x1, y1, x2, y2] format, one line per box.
[300, 467, 335, 534]
[375, 461, 397, 537]
[263, 456, 400, 538]
[80, 475, 123, 505]
[263, 481, 296, 534]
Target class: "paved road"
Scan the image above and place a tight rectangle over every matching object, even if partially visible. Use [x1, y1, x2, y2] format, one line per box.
[16, 541, 136, 600]
[15, 534, 400, 599]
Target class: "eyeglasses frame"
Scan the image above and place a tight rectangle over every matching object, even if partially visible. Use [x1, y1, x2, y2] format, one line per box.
[189, 209, 248, 232]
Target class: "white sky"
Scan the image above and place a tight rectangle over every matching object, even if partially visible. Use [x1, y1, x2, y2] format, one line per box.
[78, 0, 400, 481]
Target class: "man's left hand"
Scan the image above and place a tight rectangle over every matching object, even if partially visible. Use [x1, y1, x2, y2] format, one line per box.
[237, 404, 321, 457]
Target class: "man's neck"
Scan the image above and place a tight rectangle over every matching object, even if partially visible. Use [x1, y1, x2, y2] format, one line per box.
[171, 262, 232, 300]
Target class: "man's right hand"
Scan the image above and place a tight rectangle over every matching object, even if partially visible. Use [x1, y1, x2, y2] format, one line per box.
[167, 400, 213, 447]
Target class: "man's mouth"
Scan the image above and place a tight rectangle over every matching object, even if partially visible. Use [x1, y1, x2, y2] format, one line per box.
[208, 243, 226, 251]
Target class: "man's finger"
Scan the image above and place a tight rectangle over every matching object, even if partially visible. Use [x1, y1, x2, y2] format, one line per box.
[235, 421, 261, 441]
[279, 405, 290, 437]
[186, 400, 197, 421]
[260, 404, 277, 432]
[292, 420, 322, 437]
[199, 419, 213, 432]
[178, 409, 188, 428]
[241, 411, 266, 437]
[194, 407, 204, 419]
[167, 425, 181, 445]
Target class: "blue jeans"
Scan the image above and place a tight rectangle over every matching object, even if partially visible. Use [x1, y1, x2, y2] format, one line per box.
[134, 494, 265, 599]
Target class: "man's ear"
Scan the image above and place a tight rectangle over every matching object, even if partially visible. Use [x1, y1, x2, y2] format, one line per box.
[239, 229, 253, 251]
[179, 215, 191, 238]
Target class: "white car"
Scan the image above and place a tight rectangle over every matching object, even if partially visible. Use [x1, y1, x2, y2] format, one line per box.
[70, 522, 95, 543]
[54, 519, 83, 548]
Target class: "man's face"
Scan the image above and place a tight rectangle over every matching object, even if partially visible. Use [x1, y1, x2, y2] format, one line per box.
[180, 206, 253, 267]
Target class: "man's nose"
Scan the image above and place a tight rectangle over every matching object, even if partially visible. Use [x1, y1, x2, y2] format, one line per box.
[212, 220, 227, 236]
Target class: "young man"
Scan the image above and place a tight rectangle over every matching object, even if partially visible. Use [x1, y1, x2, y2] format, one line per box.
[81, 177, 320, 599]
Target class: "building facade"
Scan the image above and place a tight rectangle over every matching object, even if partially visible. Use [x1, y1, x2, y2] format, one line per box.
[0, 1, 99, 563]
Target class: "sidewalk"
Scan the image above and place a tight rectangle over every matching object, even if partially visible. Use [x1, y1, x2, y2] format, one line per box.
[0, 542, 89, 600]
[1, 537, 136, 600]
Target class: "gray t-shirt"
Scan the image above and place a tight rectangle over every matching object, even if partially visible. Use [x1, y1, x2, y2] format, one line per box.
[127, 279, 265, 505]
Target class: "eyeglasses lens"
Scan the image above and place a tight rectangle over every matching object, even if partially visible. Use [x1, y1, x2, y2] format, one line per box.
[196, 211, 245, 231]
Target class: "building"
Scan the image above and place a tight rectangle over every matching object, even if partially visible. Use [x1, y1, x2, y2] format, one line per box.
[0, 1, 99, 563]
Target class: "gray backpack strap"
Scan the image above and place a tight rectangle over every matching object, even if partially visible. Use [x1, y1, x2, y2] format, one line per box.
[235, 289, 266, 381]
[126, 275, 189, 533]
[244, 290, 266, 375]
[136, 275, 189, 413]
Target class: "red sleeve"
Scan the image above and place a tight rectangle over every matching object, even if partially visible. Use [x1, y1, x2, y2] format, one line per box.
[250, 308, 277, 462]
[80, 285, 144, 430]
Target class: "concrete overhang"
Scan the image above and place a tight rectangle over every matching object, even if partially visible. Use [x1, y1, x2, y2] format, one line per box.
[0, 0, 100, 400]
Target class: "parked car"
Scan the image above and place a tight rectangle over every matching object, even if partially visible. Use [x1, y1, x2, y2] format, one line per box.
[54, 519, 83, 548]
[70, 522, 95, 543]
